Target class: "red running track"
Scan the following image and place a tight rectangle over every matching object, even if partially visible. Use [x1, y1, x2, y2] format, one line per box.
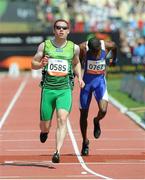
[0, 73, 145, 179]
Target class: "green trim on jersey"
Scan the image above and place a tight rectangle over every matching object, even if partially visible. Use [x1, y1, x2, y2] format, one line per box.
[42, 39, 75, 90]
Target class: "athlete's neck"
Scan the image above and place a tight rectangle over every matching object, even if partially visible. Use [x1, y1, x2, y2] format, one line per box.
[52, 38, 67, 48]
[94, 49, 101, 58]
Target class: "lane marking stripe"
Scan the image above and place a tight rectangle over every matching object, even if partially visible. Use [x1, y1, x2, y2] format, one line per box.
[0, 138, 144, 142]
[2, 161, 145, 165]
[67, 119, 113, 179]
[0, 75, 28, 129]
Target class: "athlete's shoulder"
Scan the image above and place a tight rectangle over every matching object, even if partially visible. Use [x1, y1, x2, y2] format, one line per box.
[104, 40, 117, 50]
[37, 41, 45, 51]
[79, 41, 87, 59]
[79, 41, 87, 50]
[44, 39, 51, 44]
[67, 40, 75, 45]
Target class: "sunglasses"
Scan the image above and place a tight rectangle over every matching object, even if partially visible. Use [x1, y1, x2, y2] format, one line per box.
[55, 25, 68, 30]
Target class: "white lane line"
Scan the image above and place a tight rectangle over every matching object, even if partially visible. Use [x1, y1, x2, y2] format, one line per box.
[3, 160, 52, 165]
[0, 75, 28, 129]
[2, 160, 145, 166]
[0, 139, 39, 142]
[6, 149, 53, 152]
[0, 138, 144, 142]
[84, 129, 143, 132]
[67, 119, 113, 179]
[0, 178, 95, 180]
[0, 130, 39, 132]
[4, 148, 145, 152]
[0, 176, 20, 179]
[0, 128, 142, 133]
[109, 95, 145, 130]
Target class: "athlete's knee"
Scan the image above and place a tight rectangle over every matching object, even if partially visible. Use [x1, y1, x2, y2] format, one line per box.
[99, 108, 107, 117]
[57, 109, 69, 126]
[57, 115, 68, 128]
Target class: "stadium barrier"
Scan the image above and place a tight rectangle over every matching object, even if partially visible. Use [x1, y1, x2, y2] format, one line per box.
[0, 32, 144, 73]
[120, 74, 145, 103]
[0, 31, 119, 71]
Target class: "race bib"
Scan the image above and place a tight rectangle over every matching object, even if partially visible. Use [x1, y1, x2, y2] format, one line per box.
[47, 58, 68, 76]
[87, 59, 106, 74]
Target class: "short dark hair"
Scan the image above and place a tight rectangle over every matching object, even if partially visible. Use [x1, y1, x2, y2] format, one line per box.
[53, 19, 70, 29]
[88, 37, 101, 51]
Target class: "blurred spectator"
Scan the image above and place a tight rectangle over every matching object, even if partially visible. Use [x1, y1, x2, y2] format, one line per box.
[0, 0, 145, 36]
[132, 37, 145, 64]
[34, 0, 144, 34]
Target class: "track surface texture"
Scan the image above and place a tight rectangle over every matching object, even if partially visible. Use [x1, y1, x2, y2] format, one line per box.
[0, 73, 145, 179]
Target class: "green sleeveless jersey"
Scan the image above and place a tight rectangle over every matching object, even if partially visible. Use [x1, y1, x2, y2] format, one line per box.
[42, 39, 75, 89]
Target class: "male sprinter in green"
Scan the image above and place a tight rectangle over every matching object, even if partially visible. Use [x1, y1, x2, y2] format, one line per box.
[31, 19, 84, 163]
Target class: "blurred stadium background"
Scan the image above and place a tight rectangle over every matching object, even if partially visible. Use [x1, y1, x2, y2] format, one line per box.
[0, 0, 145, 121]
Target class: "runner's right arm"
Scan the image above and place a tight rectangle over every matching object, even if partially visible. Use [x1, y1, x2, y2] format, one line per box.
[31, 42, 48, 70]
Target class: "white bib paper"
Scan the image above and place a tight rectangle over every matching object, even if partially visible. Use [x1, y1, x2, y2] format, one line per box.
[47, 58, 69, 76]
[87, 59, 106, 74]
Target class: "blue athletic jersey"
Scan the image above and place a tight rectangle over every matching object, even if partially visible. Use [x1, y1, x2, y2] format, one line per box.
[84, 47, 106, 76]
[80, 41, 108, 109]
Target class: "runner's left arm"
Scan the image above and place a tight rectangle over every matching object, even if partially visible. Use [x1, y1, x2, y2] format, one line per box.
[105, 41, 117, 66]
